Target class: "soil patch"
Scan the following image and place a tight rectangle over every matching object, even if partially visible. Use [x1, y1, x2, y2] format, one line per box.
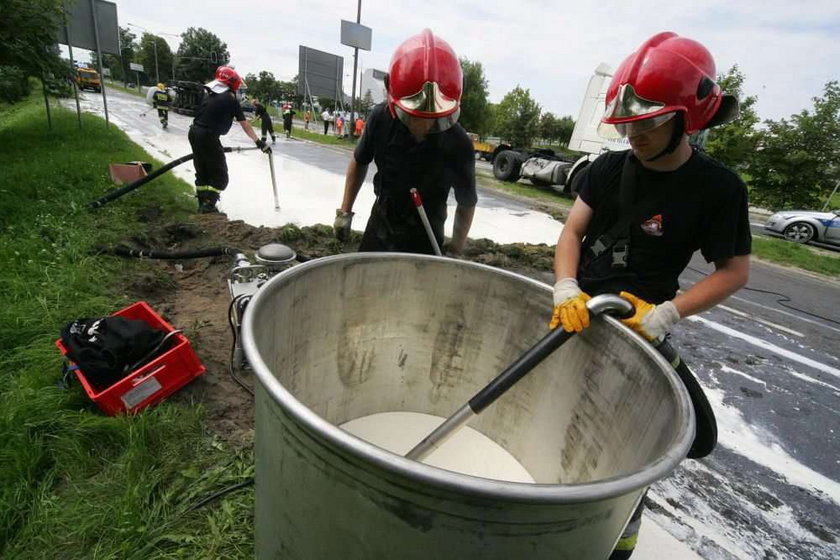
[112, 209, 558, 448]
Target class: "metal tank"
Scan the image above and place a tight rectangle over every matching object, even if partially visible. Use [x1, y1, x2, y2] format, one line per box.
[242, 253, 694, 559]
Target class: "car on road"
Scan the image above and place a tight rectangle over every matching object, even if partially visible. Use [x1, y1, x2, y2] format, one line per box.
[764, 208, 840, 246]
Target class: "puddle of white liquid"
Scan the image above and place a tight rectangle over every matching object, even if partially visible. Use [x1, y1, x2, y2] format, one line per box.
[340, 411, 535, 483]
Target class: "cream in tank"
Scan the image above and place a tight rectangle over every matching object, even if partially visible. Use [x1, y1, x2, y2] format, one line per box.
[340, 411, 535, 483]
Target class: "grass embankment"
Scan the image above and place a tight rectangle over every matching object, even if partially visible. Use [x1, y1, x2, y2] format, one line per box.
[0, 96, 253, 558]
[752, 237, 840, 277]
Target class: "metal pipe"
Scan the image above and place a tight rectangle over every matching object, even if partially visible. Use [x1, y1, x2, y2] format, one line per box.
[410, 188, 442, 256]
[268, 152, 279, 208]
[405, 294, 634, 462]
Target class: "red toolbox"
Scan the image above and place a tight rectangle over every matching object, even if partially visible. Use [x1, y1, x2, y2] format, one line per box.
[56, 301, 206, 416]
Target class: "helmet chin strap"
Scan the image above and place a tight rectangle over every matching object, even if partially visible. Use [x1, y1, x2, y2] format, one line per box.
[644, 113, 685, 162]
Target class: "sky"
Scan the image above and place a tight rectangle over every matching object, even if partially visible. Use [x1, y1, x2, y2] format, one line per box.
[86, 0, 840, 123]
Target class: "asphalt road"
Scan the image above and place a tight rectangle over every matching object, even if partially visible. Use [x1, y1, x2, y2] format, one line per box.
[72, 88, 840, 558]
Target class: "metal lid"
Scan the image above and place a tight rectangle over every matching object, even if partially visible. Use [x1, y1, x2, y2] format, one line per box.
[255, 243, 297, 266]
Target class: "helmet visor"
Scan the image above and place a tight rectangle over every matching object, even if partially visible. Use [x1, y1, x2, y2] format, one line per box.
[395, 105, 460, 136]
[394, 81, 459, 117]
[598, 112, 675, 139]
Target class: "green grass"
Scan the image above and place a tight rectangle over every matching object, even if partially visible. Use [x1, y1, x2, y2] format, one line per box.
[0, 94, 254, 558]
[103, 81, 145, 98]
[476, 172, 574, 208]
[752, 237, 840, 277]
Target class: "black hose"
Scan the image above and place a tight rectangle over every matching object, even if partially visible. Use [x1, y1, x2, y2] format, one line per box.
[89, 153, 195, 209]
[97, 246, 243, 259]
[88, 146, 261, 210]
[186, 478, 254, 512]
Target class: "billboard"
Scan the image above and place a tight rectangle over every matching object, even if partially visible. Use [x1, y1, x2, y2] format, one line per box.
[340, 20, 372, 51]
[297, 46, 344, 100]
[57, 0, 120, 55]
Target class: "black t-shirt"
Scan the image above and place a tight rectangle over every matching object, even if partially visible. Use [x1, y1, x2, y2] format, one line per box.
[576, 149, 751, 303]
[354, 103, 477, 234]
[193, 90, 245, 136]
[254, 103, 269, 120]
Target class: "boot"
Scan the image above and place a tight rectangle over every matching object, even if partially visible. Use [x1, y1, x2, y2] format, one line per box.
[196, 190, 220, 214]
[271, 135, 276, 144]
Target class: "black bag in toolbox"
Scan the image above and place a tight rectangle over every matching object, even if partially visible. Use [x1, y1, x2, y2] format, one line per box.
[60, 316, 168, 391]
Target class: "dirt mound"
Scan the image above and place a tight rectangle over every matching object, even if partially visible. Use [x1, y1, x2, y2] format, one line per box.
[113, 209, 557, 447]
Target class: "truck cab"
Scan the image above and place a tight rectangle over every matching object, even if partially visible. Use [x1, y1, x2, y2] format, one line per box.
[77, 68, 101, 93]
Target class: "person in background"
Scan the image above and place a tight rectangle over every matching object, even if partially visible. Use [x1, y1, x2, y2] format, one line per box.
[282, 104, 296, 138]
[354, 115, 364, 138]
[188, 66, 271, 213]
[336, 113, 344, 138]
[304, 108, 311, 130]
[334, 29, 476, 255]
[251, 99, 276, 144]
[550, 32, 749, 559]
[321, 107, 332, 135]
[152, 83, 171, 129]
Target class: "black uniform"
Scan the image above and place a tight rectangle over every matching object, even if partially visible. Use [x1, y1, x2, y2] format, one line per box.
[152, 89, 171, 127]
[576, 148, 751, 560]
[187, 90, 245, 211]
[576, 148, 752, 303]
[254, 102, 275, 142]
[353, 102, 477, 254]
[282, 107, 295, 137]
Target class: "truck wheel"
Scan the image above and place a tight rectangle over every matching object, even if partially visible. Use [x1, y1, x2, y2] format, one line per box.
[493, 150, 522, 182]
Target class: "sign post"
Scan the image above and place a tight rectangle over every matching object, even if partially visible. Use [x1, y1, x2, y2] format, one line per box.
[340, 17, 372, 137]
[130, 62, 144, 92]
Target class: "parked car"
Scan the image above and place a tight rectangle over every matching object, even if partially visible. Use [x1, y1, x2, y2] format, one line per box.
[764, 208, 840, 246]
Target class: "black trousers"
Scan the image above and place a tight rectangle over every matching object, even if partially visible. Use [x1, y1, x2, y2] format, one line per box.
[157, 108, 168, 122]
[358, 199, 443, 254]
[261, 118, 274, 139]
[323, 120, 330, 134]
[188, 125, 228, 190]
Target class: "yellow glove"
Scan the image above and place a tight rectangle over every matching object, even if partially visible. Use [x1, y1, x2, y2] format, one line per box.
[618, 291, 680, 341]
[549, 278, 591, 332]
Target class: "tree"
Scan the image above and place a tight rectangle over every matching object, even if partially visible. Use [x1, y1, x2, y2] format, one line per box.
[703, 65, 760, 172]
[0, 0, 67, 102]
[747, 81, 840, 209]
[245, 71, 281, 104]
[138, 33, 173, 85]
[459, 57, 490, 136]
[494, 86, 541, 147]
[89, 26, 136, 85]
[176, 27, 229, 83]
[358, 89, 374, 115]
[537, 113, 576, 147]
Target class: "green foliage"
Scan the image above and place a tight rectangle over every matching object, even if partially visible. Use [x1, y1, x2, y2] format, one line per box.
[0, 94, 254, 558]
[459, 57, 490, 136]
[538, 112, 575, 146]
[176, 28, 230, 83]
[704, 65, 760, 172]
[747, 81, 840, 209]
[244, 71, 282, 105]
[0, 66, 31, 103]
[139, 33, 174, 85]
[494, 85, 541, 148]
[357, 90, 374, 115]
[752, 237, 840, 277]
[90, 27, 138, 85]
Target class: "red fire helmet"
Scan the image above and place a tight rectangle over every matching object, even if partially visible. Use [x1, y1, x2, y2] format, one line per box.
[600, 32, 724, 137]
[207, 66, 244, 94]
[387, 29, 462, 134]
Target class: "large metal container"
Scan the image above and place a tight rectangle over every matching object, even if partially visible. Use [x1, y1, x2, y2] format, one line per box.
[243, 253, 694, 559]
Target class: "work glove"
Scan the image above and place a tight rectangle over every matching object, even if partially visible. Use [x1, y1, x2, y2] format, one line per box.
[334, 209, 354, 241]
[549, 278, 591, 333]
[618, 292, 680, 341]
[255, 139, 272, 154]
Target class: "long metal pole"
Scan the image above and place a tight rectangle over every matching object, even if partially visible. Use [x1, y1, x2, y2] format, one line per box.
[153, 38, 159, 84]
[410, 188, 442, 256]
[89, 0, 110, 128]
[41, 76, 53, 130]
[268, 152, 279, 209]
[63, 0, 82, 129]
[349, 0, 361, 131]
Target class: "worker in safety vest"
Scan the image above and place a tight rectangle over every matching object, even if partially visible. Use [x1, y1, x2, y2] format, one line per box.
[152, 83, 171, 129]
[551, 32, 750, 559]
[188, 66, 271, 213]
[334, 29, 476, 255]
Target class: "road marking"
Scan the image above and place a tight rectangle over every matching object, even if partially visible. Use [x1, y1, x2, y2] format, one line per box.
[688, 315, 840, 379]
[716, 303, 804, 337]
[728, 294, 840, 335]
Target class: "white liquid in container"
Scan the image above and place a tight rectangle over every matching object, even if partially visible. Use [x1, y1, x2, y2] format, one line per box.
[340, 411, 535, 483]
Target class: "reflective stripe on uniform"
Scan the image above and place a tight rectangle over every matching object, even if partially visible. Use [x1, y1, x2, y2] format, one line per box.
[196, 186, 222, 193]
[614, 533, 639, 551]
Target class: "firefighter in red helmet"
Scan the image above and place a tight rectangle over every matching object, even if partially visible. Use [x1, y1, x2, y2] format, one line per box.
[188, 65, 271, 213]
[551, 32, 750, 559]
[334, 29, 477, 254]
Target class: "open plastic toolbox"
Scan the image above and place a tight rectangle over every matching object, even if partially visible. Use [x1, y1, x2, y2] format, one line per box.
[56, 301, 205, 416]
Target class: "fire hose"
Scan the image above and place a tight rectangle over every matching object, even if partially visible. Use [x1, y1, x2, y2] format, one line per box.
[88, 146, 263, 210]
